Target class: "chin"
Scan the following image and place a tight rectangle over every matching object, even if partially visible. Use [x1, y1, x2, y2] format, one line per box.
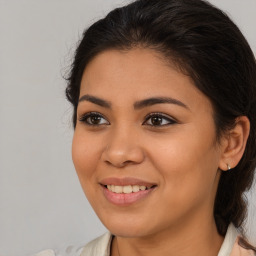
[108, 225, 152, 238]
[99, 213, 159, 238]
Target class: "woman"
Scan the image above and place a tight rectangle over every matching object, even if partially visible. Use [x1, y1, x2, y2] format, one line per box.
[64, 0, 256, 255]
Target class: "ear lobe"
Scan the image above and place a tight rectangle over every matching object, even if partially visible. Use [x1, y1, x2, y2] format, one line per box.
[218, 116, 250, 171]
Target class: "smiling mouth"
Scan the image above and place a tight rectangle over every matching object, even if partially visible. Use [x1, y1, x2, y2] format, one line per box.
[104, 184, 156, 194]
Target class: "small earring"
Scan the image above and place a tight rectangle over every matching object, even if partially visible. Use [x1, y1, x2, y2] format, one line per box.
[227, 164, 231, 170]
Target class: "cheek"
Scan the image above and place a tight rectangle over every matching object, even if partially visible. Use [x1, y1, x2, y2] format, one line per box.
[146, 126, 219, 202]
[72, 130, 101, 190]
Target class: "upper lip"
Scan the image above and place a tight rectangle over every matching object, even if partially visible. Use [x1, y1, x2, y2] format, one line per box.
[99, 177, 157, 187]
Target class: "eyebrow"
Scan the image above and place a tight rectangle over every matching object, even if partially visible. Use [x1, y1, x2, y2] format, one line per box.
[79, 94, 112, 108]
[79, 94, 189, 110]
[134, 97, 189, 110]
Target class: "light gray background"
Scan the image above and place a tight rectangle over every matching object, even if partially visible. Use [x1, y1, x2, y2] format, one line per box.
[0, 1, 255, 256]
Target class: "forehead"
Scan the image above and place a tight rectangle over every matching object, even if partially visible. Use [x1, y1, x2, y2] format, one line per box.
[79, 48, 212, 113]
[81, 48, 178, 91]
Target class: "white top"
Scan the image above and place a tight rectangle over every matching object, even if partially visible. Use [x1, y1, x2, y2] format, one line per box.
[218, 224, 240, 256]
[33, 223, 254, 256]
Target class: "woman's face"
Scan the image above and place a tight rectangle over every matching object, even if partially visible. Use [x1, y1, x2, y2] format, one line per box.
[72, 48, 224, 238]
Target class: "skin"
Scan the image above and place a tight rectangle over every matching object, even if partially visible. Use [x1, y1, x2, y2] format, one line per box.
[72, 48, 250, 256]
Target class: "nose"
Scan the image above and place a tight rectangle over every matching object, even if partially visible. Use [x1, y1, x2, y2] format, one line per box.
[101, 128, 145, 168]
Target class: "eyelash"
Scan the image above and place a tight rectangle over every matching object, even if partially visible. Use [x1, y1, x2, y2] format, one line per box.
[143, 113, 177, 126]
[78, 112, 109, 126]
[78, 112, 177, 127]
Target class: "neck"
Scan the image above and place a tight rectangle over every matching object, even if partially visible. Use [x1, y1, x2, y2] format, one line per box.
[111, 217, 224, 256]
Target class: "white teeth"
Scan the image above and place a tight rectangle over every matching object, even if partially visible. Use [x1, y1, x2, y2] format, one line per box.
[114, 186, 123, 193]
[123, 185, 133, 194]
[106, 184, 152, 193]
[132, 185, 140, 192]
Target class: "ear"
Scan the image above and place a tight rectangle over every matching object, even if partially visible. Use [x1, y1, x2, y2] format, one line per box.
[218, 116, 250, 171]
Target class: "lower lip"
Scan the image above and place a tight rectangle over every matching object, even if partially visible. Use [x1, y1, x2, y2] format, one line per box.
[102, 186, 156, 206]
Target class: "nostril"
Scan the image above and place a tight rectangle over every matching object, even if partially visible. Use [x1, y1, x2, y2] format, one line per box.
[123, 160, 133, 165]
[101, 144, 145, 167]
[104, 159, 134, 168]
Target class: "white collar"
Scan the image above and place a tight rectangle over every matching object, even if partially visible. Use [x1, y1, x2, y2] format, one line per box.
[80, 223, 239, 256]
[218, 223, 239, 256]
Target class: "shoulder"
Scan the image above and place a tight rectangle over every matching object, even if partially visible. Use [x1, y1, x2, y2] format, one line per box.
[219, 223, 256, 256]
[80, 232, 113, 256]
[29, 243, 88, 256]
[31, 249, 56, 256]
[230, 237, 256, 256]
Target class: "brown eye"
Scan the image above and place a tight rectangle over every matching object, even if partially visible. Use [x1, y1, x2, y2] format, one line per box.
[79, 112, 109, 126]
[90, 115, 102, 125]
[151, 116, 163, 126]
[143, 113, 176, 126]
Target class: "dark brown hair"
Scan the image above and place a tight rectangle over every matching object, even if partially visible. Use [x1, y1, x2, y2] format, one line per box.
[66, 0, 256, 247]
